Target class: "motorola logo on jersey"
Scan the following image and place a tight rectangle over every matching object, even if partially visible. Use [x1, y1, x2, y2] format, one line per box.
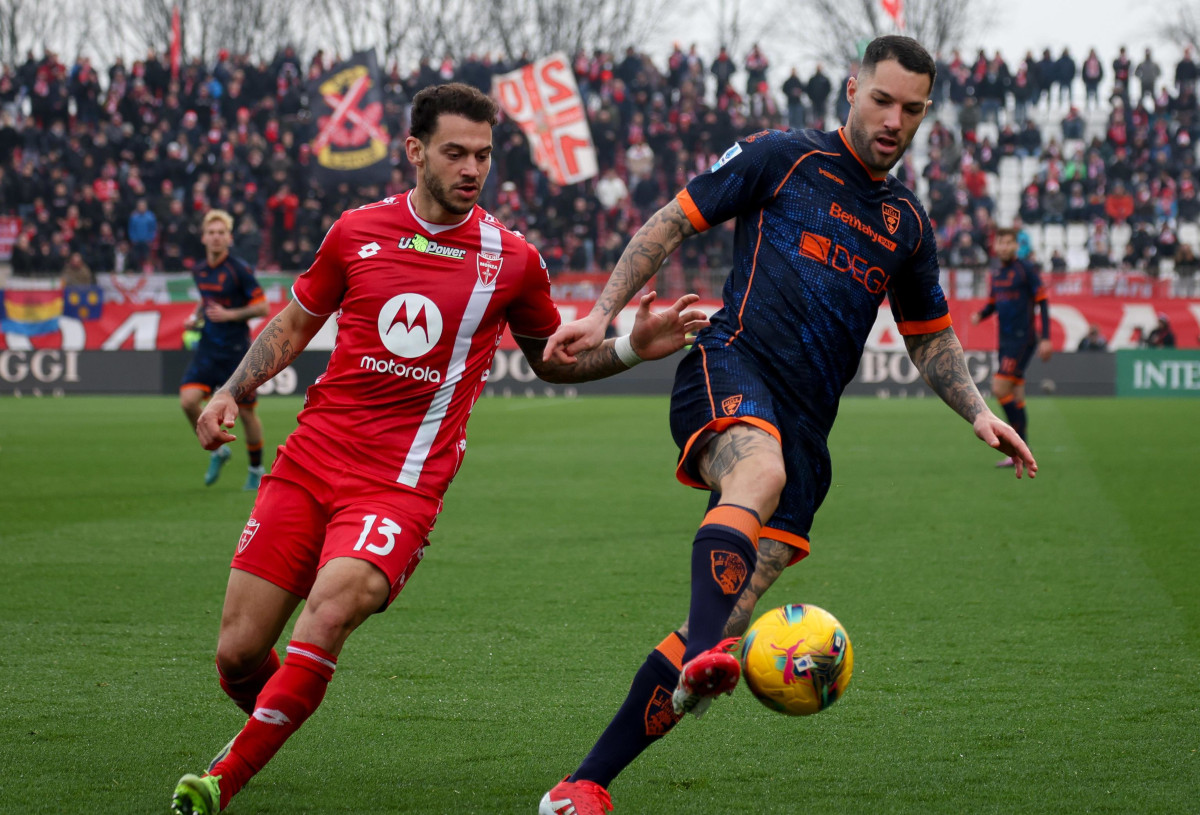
[377, 293, 443, 358]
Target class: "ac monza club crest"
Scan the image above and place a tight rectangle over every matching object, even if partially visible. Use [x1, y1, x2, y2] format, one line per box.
[711, 550, 748, 595]
[476, 251, 503, 287]
[644, 685, 682, 736]
[882, 202, 901, 235]
[238, 518, 260, 554]
[721, 394, 743, 416]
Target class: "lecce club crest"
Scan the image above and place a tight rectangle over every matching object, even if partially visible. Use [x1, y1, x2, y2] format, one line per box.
[477, 251, 503, 287]
[882, 202, 901, 235]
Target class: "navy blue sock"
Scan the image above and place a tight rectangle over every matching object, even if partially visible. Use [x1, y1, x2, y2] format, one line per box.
[681, 504, 760, 662]
[1012, 400, 1028, 440]
[571, 632, 686, 788]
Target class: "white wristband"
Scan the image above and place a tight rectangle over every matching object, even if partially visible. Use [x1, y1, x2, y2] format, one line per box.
[614, 334, 643, 367]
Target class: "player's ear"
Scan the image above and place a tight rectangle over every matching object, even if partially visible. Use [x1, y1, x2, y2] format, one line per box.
[405, 135, 425, 168]
[846, 76, 857, 107]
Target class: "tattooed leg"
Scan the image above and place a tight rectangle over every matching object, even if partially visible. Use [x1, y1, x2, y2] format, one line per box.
[696, 423, 787, 521]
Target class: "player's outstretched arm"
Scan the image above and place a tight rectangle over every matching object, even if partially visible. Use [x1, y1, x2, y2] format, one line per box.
[195, 301, 327, 450]
[520, 292, 708, 384]
[903, 326, 1038, 479]
[543, 198, 699, 364]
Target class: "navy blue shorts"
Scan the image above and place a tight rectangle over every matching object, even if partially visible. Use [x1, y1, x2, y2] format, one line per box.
[997, 339, 1037, 384]
[669, 345, 831, 565]
[181, 351, 257, 406]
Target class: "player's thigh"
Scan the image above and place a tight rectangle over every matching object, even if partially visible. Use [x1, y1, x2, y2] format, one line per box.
[217, 568, 303, 672]
[292, 557, 392, 655]
[670, 346, 787, 509]
[179, 384, 208, 412]
[318, 487, 441, 612]
[696, 422, 787, 503]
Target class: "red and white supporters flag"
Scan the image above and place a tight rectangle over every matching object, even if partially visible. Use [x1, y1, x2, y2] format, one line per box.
[493, 53, 598, 186]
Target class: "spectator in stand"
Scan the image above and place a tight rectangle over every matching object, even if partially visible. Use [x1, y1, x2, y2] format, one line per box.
[594, 167, 629, 212]
[743, 43, 769, 96]
[947, 230, 988, 269]
[1174, 242, 1199, 295]
[958, 96, 981, 141]
[1087, 219, 1112, 268]
[1112, 46, 1132, 102]
[1019, 182, 1044, 224]
[1061, 106, 1085, 140]
[1077, 325, 1108, 350]
[1176, 46, 1198, 94]
[1049, 249, 1069, 272]
[806, 64, 832, 126]
[1146, 313, 1176, 347]
[1136, 48, 1161, 105]
[61, 251, 93, 286]
[1042, 180, 1067, 224]
[127, 197, 157, 271]
[1081, 48, 1103, 109]
[10, 232, 35, 276]
[710, 46, 734, 99]
[1055, 47, 1077, 106]
[1017, 117, 1042, 157]
[782, 68, 806, 130]
[1105, 182, 1134, 224]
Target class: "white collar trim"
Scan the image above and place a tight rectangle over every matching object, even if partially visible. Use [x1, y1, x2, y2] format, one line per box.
[406, 191, 472, 235]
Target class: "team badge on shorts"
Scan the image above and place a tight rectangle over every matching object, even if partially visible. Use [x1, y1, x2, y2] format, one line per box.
[711, 550, 749, 595]
[238, 518, 260, 553]
[644, 685, 682, 736]
[721, 394, 743, 415]
[477, 251, 503, 286]
[882, 202, 901, 235]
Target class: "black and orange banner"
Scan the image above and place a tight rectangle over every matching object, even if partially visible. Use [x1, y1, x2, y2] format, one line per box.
[309, 50, 391, 187]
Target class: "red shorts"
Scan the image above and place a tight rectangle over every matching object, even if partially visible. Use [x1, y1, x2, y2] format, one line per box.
[232, 447, 442, 608]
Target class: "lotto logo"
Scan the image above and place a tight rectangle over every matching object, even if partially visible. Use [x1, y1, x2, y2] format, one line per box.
[359, 242, 381, 258]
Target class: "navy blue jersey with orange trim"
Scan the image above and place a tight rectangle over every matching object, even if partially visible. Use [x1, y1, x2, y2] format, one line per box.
[679, 127, 950, 437]
[984, 258, 1046, 344]
[191, 253, 266, 354]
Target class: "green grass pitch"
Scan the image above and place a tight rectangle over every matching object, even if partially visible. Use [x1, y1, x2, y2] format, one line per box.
[1, 394, 1197, 814]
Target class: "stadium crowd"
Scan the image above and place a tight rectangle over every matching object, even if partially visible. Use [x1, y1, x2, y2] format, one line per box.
[2, 40, 1199, 295]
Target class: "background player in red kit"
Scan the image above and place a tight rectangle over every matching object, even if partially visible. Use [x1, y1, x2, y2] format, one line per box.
[170, 83, 708, 815]
[539, 37, 1037, 814]
[970, 226, 1053, 467]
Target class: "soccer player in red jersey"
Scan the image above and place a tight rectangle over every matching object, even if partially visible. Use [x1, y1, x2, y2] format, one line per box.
[169, 83, 708, 815]
[180, 209, 270, 490]
[539, 37, 1037, 814]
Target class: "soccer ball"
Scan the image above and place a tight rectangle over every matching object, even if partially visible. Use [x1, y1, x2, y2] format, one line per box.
[739, 604, 854, 716]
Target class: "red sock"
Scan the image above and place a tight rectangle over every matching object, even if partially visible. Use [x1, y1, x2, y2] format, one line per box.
[217, 649, 281, 715]
[209, 642, 337, 809]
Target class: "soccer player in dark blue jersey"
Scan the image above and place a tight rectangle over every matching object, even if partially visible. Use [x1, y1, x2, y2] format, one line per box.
[970, 227, 1053, 467]
[180, 210, 270, 489]
[539, 36, 1038, 814]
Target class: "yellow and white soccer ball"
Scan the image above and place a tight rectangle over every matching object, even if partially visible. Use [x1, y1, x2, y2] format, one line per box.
[739, 603, 854, 716]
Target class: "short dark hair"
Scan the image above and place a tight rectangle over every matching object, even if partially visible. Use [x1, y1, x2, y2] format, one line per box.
[409, 83, 498, 142]
[861, 35, 937, 88]
[995, 226, 1019, 239]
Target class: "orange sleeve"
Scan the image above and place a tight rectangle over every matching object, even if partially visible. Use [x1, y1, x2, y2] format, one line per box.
[675, 189, 711, 233]
[896, 313, 953, 336]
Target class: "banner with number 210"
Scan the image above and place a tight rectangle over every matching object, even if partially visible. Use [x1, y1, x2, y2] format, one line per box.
[493, 53, 599, 186]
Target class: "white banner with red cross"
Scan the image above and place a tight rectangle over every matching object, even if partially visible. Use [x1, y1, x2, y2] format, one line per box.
[492, 53, 598, 186]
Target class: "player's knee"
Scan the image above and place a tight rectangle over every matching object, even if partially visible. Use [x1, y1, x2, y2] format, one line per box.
[215, 639, 270, 680]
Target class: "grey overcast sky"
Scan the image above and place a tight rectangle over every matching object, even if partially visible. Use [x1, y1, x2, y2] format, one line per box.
[651, 0, 1180, 80]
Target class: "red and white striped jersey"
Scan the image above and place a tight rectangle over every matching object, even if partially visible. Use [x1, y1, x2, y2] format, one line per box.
[284, 192, 560, 498]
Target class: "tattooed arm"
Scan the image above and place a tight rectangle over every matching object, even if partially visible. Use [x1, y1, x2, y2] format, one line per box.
[542, 198, 700, 364]
[194, 301, 328, 450]
[520, 292, 709, 384]
[904, 326, 1038, 478]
